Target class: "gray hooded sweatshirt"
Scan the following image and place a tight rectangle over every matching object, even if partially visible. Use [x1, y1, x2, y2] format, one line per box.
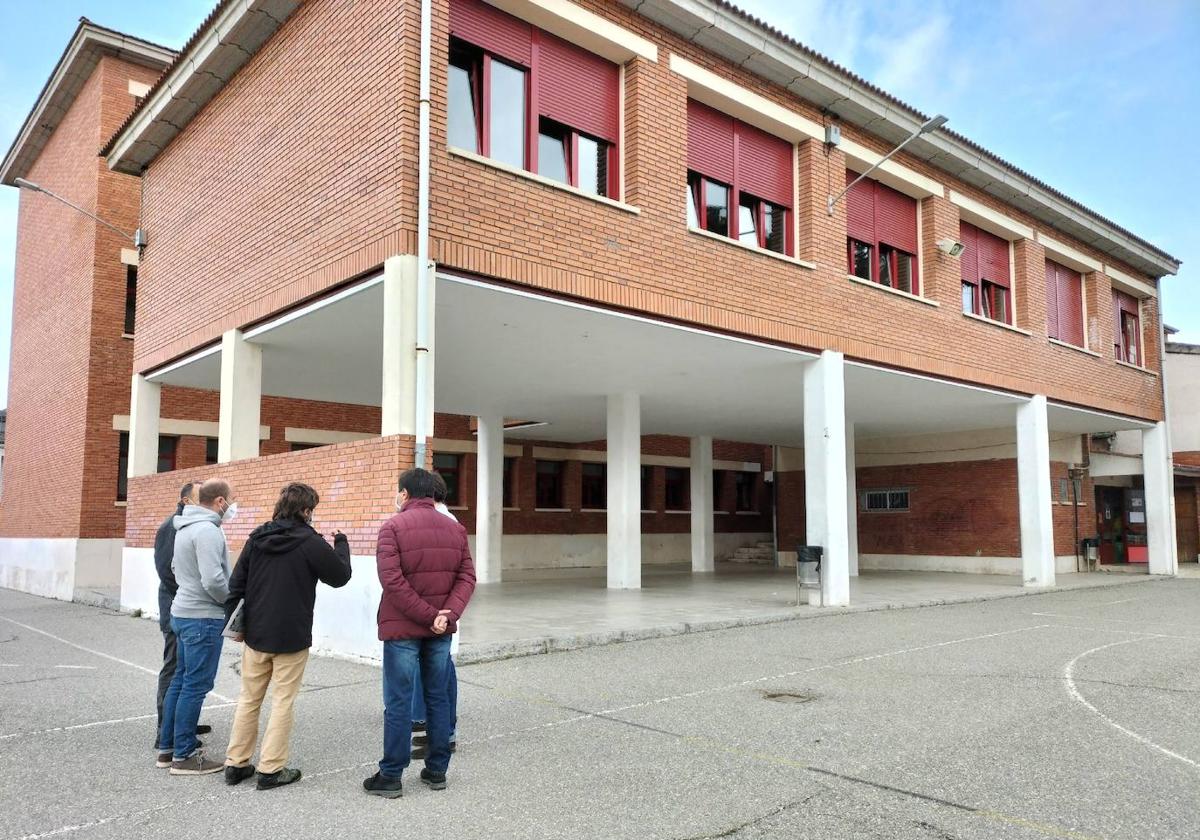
[170, 505, 231, 620]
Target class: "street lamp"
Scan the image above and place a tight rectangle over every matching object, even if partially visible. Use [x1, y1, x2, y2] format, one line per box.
[827, 114, 949, 216]
[14, 177, 145, 249]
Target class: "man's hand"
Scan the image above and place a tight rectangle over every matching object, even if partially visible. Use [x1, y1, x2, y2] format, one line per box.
[231, 633, 244, 643]
[432, 609, 452, 634]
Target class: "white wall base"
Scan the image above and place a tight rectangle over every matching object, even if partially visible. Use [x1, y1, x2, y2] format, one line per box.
[120, 547, 160, 617]
[465, 532, 769, 572]
[859, 553, 1077, 576]
[0, 537, 125, 602]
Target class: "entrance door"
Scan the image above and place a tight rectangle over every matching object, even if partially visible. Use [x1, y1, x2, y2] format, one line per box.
[1095, 485, 1126, 564]
[1176, 483, 1199, 564]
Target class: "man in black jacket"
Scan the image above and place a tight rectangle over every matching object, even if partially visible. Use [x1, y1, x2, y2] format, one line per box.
[153, 481, 209, 751]
[223, 482, 352, 790]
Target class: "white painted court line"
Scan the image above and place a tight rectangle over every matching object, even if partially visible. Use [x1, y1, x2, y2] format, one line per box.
[1046, 623, 1200, 642]
[0, 702, 237, 742]
[1062, 639, 1199, 771]
[0, 615, 236, 703]
[1033, 611, 1200, 632]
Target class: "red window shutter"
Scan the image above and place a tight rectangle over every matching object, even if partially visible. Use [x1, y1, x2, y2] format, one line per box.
[734, 122, 792, 207]
[535, 31, 619, 143]
[976, 227, 1011, 288]
[1054, 261, 1084, 346]
[845, 170, 874, 244]
[1114, 289, 1140, 316]
[449, 0, 532, 66]
[873, 181, 918, 254]
[1046, 259, 1061, 340]
[687, 100, 734, 184]
[959, 221, 980, 284]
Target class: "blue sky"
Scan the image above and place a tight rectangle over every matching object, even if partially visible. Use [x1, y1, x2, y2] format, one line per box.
[0, 0, 1197, 408]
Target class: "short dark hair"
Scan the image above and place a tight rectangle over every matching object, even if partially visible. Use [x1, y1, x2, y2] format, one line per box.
[198, 479, 231, 505]
[398, 468, 437, 500]
[431, 472, 449, 504]
[273, 482, 319, 521]
[179, 482, 195, 502]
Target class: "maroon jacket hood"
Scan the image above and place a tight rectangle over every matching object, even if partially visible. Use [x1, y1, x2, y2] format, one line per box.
[375, 497, 477, 641]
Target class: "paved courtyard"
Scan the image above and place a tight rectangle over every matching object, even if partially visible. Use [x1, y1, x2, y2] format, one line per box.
[1, 577, 1198, 839]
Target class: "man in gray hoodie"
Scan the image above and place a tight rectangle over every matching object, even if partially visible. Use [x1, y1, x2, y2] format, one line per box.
[157, 478, 237, 775]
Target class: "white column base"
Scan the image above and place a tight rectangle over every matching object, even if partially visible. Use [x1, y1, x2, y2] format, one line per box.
[476, 413, 504, 584]
[690, 435, 715, 573]
[1143, 421, 1177, 576]
[803, 351, 850, 607]
[1017, 395, 1055, 587]
[607, 392, 641, 589]
[218, 329, 263, 462]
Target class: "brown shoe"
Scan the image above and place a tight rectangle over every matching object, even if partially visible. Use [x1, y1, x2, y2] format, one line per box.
[169, 751, 224, 776]
[156, 751, 173, 769]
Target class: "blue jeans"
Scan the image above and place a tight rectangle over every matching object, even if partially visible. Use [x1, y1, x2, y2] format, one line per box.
[381, 636, 453, 778]
[412, 657, 458, 740]
[158, 616, 224, 759]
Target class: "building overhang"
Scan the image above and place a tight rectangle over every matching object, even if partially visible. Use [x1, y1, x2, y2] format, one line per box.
[0, 20, 174, 187]
[622, 0, 1181, 280]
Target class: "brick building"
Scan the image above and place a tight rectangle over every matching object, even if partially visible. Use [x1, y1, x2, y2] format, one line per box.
[1, 0, 1185, 655]
[1166, 331, 1200, 564]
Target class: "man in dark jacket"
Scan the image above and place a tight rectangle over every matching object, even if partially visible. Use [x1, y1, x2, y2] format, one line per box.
[364, 468, 475, 798]
[153, 481, 208, 751]
[223, 482, 352, 791]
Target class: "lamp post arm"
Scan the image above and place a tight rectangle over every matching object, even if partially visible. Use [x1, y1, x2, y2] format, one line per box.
[826, 114, 947, 216]
[15, 178, 136, 244]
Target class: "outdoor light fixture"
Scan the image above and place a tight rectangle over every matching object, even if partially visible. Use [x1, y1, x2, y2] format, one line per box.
[827, 114, 949, 216]
[15, 177, 146, 249]
[936, 238, 965, 256]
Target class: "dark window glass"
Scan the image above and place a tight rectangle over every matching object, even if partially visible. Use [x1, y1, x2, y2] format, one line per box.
[664, 467, 689, 511]
[879, 244, 894, 287]
[686, 172, 701, 228]
[124, 265, 137, 334]
[734, 472, 755, 512]
[641, 465, 653, 511]
[581, 462, 606, 509]
[117, 432, 129, 502]
[738, 194, 758, 246]
[290, 443, 321, 452]
[764, 202, 787, 254]
[962, 282, 977, 315]
[157, 436, 177, 474]
[577, 134, 607, 197]
[503, 456, 516, 508]
[535, 460, 564, 508]
[537, 119, 569, 185]
[448, 44, 481, 153]
[432, 453, 462, 506]
[849, 240, 872, 280]
[704, 181, 729, 237]
[981, 281, 1009, 324]
[713, 470, 726, 510]
[205, 438, 219, 466]
[888, 490, 910, 510]
[863, 489, 909, 512]
[489, 59, 526, 169]
[1121, 312, 1140, 365]
[893, 249, 914, 293]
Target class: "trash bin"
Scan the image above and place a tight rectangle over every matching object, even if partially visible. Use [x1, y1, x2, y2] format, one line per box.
[1080, 537, 1100, 571]
[796, 544, 823, 605]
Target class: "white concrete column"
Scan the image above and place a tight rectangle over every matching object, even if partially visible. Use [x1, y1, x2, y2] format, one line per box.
[803, 351, 850, 606]
[476, 412, 505, 584]
[607, 392, 641, 589]
[381, 255, 419, 438]
[689, 435, 715, 573]
[1016, 395, 1055, 587]
[128, 373, 161, 478]
[846, 420, 859, 577]
[1143, 421, 1178, 576]
[218, 329, 262, 463]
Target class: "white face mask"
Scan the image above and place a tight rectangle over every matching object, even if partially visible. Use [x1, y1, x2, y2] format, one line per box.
[221, 501, 239, 523]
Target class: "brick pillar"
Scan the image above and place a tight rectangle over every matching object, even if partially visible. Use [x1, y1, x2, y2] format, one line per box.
[1141, 294, 1163, 373]
[1085, 271, 1114, 356]
[920, 193, 959, 304]
[1013, 239, 1047, 335]
[623, 56, 684, 214]
[797, 139, 846, 269]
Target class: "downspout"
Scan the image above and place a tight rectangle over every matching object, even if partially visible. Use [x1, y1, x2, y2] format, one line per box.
[771, 445, 779, 567]
[414, 0, 434, 467]
[1157, 306, 1178, 573]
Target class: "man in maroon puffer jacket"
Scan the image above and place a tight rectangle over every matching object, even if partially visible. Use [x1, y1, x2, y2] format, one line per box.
[364, 468, 476, 799]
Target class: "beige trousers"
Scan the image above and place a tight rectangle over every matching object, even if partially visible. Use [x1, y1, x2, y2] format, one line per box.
[225, 645, 310, 774]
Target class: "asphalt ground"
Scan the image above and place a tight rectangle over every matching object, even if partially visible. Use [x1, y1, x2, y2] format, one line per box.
[1, 578, 1197, 840]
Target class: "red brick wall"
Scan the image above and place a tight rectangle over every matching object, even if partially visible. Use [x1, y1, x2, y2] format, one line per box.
[1175, 479, 1199, 563]
[125, 434, 417, 555]
[1176, 452, 1200, 468]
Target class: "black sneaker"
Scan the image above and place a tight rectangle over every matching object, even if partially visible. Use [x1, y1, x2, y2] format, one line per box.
[196, 724, 212, 735]
[412, 720, 427, 733]
[363, 772, 403, 798]
[224, 764, 255, 786]
[411, 740, 456, 760]
[420, 768, 447, 790]
[257, 768, 301, 790]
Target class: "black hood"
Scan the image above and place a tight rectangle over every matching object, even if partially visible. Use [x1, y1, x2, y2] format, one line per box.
[247, 518, 314, 556]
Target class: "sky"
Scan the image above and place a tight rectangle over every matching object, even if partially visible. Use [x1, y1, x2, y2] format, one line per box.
[0, 0, 1197, 409]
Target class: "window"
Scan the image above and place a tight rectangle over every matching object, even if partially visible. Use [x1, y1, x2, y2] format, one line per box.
[117, 434, 177, 502]
[1046, 259, 1084, 346]
[123, 265, 138, 334]
[664, 467, 689, 511]
[581, 462, 606, 509]
[734, 472, 756, 512]
[503, 456, 516, 508]
[1113, 290, 1142, 365]
[447, 0, 620, 196]
[713, 470, 726, 510]
[861, 489, 910, 512]
[432, 453, 462, 506]
[205, 438, 219, 466]
[960, 222, 1012, 324]
[290, 443, 321, 453]
[641, 465, 653, 511]
[845, 171, 919, 293]
[685, 100, 793, 255]
[535, 460, 564, 508]
[1058, 478, 1083, 504]
[157, 436, 178, 474]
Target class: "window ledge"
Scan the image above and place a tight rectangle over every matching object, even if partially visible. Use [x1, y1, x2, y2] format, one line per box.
[640, 510, 656, 514]
[447, 506, 469, 511]
[449, 147, 640, 215]
[1048, 338, 1102, 358]
[503, 506, 520, 512]
[114, 501, 128, 508]
[734, 510, 761, 516]
[121, 333, 135, 340]
[534, 507, 572, 513]
[846, 275, 939, 307]
[687, 226, 816, 269]
[962, 311, 1031, 336]
[714, 510, 730, 515]
[580, 508, 606, 513]
[665, 509, 691, 515]
[1116, 359, 1157, 377]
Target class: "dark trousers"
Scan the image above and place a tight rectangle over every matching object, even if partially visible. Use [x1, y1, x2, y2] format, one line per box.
[155, 627, 178, 749]
[380, 636, 453, 778]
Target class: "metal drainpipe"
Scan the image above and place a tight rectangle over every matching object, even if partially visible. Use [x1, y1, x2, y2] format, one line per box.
[771, 445, 780, 567]
[413, 0, 433, 468]
[1156, 306, 1178, 573]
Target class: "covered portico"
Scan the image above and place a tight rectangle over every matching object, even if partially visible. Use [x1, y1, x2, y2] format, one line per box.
[126, 258, 1176, 618]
